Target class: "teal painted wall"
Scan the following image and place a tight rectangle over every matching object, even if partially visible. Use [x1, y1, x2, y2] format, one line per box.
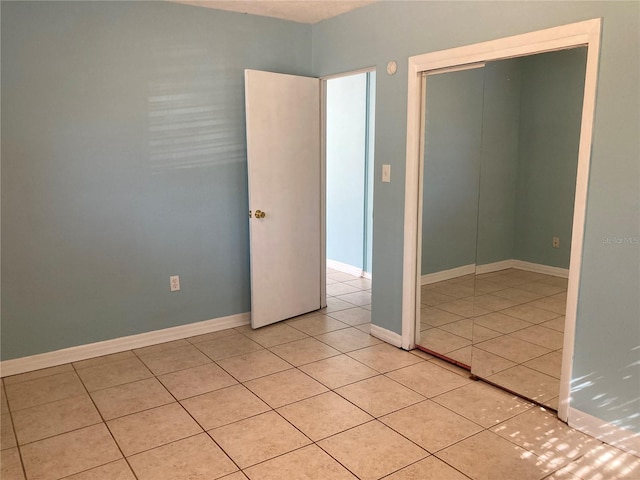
[326, 73, 368, 269]
[421, 68, 484, 275]
[313, 1, 639, 433]
[1, 1, 312, 360]
[475, 58, 522, 267]
[514, 48, 587, 268]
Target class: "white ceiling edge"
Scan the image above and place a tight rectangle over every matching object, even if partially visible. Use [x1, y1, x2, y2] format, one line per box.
[169, 0, 377, 24]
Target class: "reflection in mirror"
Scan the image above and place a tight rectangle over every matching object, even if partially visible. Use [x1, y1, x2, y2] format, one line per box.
[416, 47, 587, 411]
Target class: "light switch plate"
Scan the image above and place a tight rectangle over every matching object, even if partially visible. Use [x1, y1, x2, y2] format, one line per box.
[382, 164, 391, 183]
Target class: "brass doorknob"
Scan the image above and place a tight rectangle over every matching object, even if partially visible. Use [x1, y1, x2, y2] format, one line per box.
[255, 210, 266, 219]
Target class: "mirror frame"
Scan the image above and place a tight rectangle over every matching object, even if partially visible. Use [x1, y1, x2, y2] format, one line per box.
[401, 18, 602, 423]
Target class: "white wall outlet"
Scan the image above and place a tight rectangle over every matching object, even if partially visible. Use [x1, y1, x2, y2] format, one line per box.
[170, 275, 180, 292]
[552, 237, 560, 248]
[382, 164, 391, 183]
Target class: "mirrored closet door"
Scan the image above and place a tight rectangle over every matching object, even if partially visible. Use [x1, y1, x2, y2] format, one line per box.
[416, 47, 588, 410]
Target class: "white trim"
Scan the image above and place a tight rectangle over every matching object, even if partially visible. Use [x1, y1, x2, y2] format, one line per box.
[568, 407, 640, 456]
[0, 313, 250, 378]
[320, 76, 328, 309]
[401, 19, 602, 424]
[421, 264, 476, 285]
[327, 259, 365, 278]
[475, 260, 515, 275]
[511, 260, 569, 278]
[370, 324, 403, 348]
[362, 271, 372, 280]
[320, 66, 376, 81]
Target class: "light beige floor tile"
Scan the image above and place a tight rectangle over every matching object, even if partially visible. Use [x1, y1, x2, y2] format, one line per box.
[362, 303, 371, 311]
[240, 323, 308, 348]
[343, 278, 372, 289]
[107, 403, 202, 456]
[421, 290, 457, 306]
[523, 351, 563, 379]
[419, 328, 471, 354]
[386, 362, 471, 398]
[21, 424, 121, 480]
[90, 378, 174, 420]
[269, 337, 341, 367]
[209, 411, 310, 469]
[437, 318, 474, 340]
[433, 381, 532, 428]
[326, 283, 360, 296]
[195, 334, 263, 361]
[76, 358, 153, 392]
[509, 325, 565, 350]
[12, 394, 101, 445]
[474, 312, 533, 334]
[128, 433, 237, 480]
[539, 276, 569, 289]
[355, 323, 371, 333]
[347, 343, 423, 373]
[157, 362, 237, 400]
[528, 297, 567, 315]
[245, 369, 328, 408]
[327, 272, 359, 282]
[447, 346, 473, 366]
[320, 297, 355, 313]
[1, 386, 9, 414]
[437, 430, 546, 480]
[542, 470, 581, 480]
[427, 357, 471, 377]
[220, 473, 249, 480]
[475, 336, 551, 364]
[276, 391, 372, 442]
[64, 459, 136, 479]
[137, 344, 212, 376]
[186, 328, 239, 344]
[216, 349, 291, 382]
[492, 288, 544, 304]
[318, 421, 428, 480]
[473, 294, 521, 311]
[492, 407, 599, 471]
[500, 304, 561, 324]
[315, 327, 381, 352]
[541, 316, 566, 333]
[5, 372, 86, 411]
[133, 339, 190, 356]
[380, 400, 483, 452]
[326, 307, 371, 326]
[299, 355, 378, 389]
[1, 447, 25, 480]
[544, 396, 559, 410]
[385, 456, 470, 479]
[438, 299, 491, 318]
[244, 444, 357, 480]
[72, 351, 136, 370]
[410, 349, 435, 361]
[517, 282, 566, 297]
[335, 291, 371, 306]
[470, 347, 516, 377]
[181, 384, 270, 430]
[335, 375, 425, 417]
[551, 444, 640, 480]
[420, 307, 464, 327]
[287, 315, 349, 336]
[431, 283, 475, 299]
[4, 364, 74, 386]
[1, 413, 17, 450]
[488, 366, 560, 404]
[475, 278, 509, 294]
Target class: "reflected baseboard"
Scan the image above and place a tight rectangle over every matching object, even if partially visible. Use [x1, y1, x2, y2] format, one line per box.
[422, 260, 569, 284]
[421, 264, 476, 285]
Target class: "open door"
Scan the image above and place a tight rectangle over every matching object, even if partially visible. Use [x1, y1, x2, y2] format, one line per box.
[245, 69, 322, 329]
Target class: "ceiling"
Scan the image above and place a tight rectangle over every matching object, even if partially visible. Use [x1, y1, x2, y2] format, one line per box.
[170, 0, 376, 24]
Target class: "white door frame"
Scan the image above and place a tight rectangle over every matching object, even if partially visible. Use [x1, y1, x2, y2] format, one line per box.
[401, 18, 602, 423]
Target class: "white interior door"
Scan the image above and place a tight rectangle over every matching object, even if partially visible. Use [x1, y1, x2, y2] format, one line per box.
[245, 69, 322, 328]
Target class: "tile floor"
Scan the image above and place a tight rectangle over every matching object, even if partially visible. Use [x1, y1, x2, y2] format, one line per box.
[1, 269, 638, 479]
[419, 268, 567, 409]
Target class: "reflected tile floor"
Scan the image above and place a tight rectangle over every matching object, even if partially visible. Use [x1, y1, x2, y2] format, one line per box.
[1, 269, 638, 479]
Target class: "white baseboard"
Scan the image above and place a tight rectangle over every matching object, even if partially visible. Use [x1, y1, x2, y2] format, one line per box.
[474, 259, 569, 278]
[327, 259, 364, 278]
[475, 260, 513, 275]
[0, 312, 251, 378]
[362, 271, 372, 280]
[421, 264, 476, 285]
[370, 324, 403, 348]
[511, 260, 569, 278]
[568, 407, 640, 456]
